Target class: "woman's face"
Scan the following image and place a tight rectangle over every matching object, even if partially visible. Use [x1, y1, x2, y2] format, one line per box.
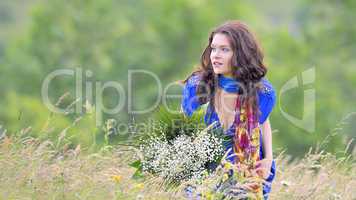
[210, 33, 234, 77]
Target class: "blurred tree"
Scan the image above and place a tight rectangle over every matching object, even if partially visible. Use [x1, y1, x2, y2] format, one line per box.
[0, 0, 354, 157]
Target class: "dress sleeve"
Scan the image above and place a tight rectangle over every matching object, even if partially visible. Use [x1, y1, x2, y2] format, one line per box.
[258, 78, 277, 124]
[181, 74, 203, 117]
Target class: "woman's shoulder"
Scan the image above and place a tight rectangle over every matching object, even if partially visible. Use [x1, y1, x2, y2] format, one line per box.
[258, 77, 277, 124]
[259, 78, 275, 96]
[181, 71, 204, 117]
[185, 71, 203, 86]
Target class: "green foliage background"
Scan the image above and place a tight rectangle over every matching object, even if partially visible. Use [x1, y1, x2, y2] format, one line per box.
[0, 0, 355, 158]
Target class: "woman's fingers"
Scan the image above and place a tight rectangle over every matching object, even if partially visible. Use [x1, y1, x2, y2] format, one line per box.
[255, 159, 272, 179]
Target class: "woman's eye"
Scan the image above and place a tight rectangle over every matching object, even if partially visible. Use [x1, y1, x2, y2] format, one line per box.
[222, 48, 230, 52]
[211, 47, 216, 52]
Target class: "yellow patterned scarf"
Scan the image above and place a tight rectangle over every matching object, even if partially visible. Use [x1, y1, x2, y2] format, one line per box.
[233, 95, 263, 199]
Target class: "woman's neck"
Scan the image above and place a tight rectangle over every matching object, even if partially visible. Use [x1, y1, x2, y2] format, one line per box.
[221, 73, 233, 78]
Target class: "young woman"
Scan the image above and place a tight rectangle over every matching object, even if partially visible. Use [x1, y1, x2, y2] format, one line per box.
[181, 20, 276, 199]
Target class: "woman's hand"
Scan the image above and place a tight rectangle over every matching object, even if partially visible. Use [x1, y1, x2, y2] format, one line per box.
[255, 158, 273, 179]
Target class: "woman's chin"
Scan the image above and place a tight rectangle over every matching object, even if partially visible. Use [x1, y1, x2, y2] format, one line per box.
[213, 68, 223, 74]
[213, 69, 227, 75]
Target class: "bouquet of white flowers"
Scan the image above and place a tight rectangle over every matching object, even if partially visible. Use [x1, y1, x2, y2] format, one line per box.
[130, 105, 226, 186]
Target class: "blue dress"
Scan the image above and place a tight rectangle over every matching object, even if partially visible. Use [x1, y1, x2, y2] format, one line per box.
[181, 73, 277, 199]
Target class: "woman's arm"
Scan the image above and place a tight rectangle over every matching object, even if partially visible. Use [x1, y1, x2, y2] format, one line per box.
[262, 118, 273, 160]
[256, 117, 273, 179]
[256, 79, 276, 179]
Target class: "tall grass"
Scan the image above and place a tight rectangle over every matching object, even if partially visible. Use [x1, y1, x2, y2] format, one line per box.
[0, 128, 354, 199]
[0, 98, 354, 199]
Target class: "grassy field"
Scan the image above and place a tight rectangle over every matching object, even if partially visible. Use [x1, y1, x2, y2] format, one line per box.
[0, 131, 355, 200]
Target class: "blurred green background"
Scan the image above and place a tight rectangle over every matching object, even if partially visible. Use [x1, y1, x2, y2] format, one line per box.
[0, 0, 355, 158]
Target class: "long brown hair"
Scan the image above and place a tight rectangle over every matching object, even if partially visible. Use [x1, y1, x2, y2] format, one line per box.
[185, 20, 267, 119]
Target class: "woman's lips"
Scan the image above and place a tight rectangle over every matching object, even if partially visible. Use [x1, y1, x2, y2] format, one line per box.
[213, 61, 223, 67]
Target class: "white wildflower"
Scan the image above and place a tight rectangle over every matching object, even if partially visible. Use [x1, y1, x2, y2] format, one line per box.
[139, 128, 224, 183]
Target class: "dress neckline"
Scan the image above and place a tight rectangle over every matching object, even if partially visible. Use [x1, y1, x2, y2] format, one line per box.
[213, 88, 238, 132]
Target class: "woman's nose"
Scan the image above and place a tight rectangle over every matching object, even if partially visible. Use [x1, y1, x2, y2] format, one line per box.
[213, 50, 222, 58]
